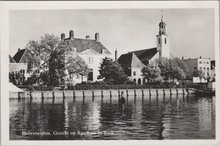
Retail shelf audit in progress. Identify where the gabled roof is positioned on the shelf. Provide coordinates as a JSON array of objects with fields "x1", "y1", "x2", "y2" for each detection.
[
  {"x1": 129, "y1": 47, "x2": 158, "y2": 65},
  {"x1": 117, "y1": 53, "x2": 145, "y2": 68},
  {"x1": 13, "y1": 49, "x2": 26, "y2": 63},
  {"x1": 118, "y1": 47, "x2": 158, "y2": 68},
  {"x1": 64, "y1": 38, "x2": 111, "y2": 54},
  {"x1": 9, "y1": 55, "x2": 16, "y2": 63}
]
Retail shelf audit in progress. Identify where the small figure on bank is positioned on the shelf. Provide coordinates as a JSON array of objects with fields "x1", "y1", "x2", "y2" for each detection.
[{"x1": 119, "y1": 91, "x2": 126, "y2": 105}]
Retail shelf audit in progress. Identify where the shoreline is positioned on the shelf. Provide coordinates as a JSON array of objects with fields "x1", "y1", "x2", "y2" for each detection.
[{"x1": 9, "y1": 88, "x2": 192, "y2": 99}]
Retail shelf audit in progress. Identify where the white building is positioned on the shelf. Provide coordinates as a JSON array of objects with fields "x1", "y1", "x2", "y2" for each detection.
[{"x1": 60, "y1": 30, "x2": 113, "y2": 85}]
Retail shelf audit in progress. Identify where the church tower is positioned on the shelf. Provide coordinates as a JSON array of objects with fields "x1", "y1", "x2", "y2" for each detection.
[{"x1": 156, "y1": 12, "x2": 170, "y2": 58}]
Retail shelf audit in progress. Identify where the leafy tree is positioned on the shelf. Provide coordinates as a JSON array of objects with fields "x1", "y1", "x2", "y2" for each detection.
[
  {"x1": 66, "y1": 55, "x2": 89, "y2": 82},
  {"x1": 49, "y1": 40, "x2": 89, "y2": 86},
  {"x1": 49, "y1": 42, "x2": 66, "y2": 86},
  {"x1": 98, "y1": 57, "x2": 128, "y2": 84},
  {"x1": 192, "y1": 69, "x2": 205, "y2": 79},
  {"x1": 9, "y1": 71, "x2": 24, "y2": 85},
  {"x1": 155, "y1": 57, "x2": 187, "y2": 81},
  {"x1": 142, "y1": 65, "x2": 163, "y2": 83},
  {"x1": 24, "y1": 34, "x2": 60, "y2": 72}
]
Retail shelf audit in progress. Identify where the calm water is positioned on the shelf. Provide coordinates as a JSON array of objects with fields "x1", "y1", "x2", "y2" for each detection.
[{"x1": 10, "y1": 95, "x2": 215, "y2": 140}]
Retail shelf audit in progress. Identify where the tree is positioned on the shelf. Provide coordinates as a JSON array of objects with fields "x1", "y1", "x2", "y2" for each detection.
[
  {"x1": 142, "y1": 65, "x2": 163, "y2": 83},
  {"x1": 66, "y1": 55, "x2": 89, "y2": 82},
  {"x1": 49, "y1": 42, "x2": 67, "y2": 86},
  {"x1": 192, "y1": 69, "x2": 205, "y2": 79},
  {"x1": 155, "y1": 57, "x2": 188, "y2": 81},
  {"x1": 24, "y1": 34, "x2": 60, "y2": 72},
  {"x1": 49, "y1": 40, "x2": 89, "y2": 86},
  {"x1": 98, "y1": 57, "x2": 128, "y2": 84}
]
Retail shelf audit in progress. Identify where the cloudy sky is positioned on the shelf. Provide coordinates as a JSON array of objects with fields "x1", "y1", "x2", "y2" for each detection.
[{"x1": 10, "y1": 8, "x2": 215, "y2": 59}]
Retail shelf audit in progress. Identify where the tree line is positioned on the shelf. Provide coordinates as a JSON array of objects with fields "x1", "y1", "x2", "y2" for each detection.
[{"x1": 9, "y1": 33, "x2": 208, "y2": 87}]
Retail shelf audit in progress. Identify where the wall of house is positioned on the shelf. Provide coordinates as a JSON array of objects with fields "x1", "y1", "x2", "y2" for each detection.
[
  {"x1": 79, "y1": 53, "x2": 113, "y2": 82},
  {"x1": 131, "y1": 68, "x2": 145, "y2": 85},
  {"x1": 184, "y1": 58, "x2": 211, "y2": 77}
]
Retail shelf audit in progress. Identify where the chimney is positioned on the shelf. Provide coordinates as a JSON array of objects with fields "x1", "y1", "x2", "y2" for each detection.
[
  {"x1": 95, "y1": 33, "x2": 99, "y2": 42},
  {"x1": 200, "y1": 56, "x2": 202, "y2": 59},
  {"x1": 61, "y1": 33, "x2": 65, "y2": 40},
  {"x1": 18, "y1": 48, "x2": 21, "y2": 52},
  {"x1": 182, "y1": 56, "x2": 184, "y2": 60},
  {"x1": 69, "y1": 30, "x2": 74, "y2": 39},
  {"x1": 115, "y1": 49, "x2": 118, "y2": 61},
  {"x1": 85, "y1": 35, "x2": 90, "y2": 39}
]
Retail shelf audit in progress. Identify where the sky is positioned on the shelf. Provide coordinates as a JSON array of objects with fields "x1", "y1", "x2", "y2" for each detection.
[{"x1": 9, "y1": 9, "x2": 215, "y2": 59}]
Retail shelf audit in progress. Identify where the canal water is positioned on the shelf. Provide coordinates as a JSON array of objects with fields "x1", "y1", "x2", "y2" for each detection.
[{"x1": 10, "y1": 95, "x2": 215, "y2": 140}]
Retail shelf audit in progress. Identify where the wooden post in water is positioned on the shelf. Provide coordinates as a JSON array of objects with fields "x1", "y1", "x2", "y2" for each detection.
[
  {"x1": 82, "y1": 91, "x2": 85, "y2": 100},
  {"x1": 149, "y1": 89, "x2": 151, "y2": 96},
  {"x1": 18, "y1": 92, "x2": 21, "y2": 100},
  {"x1": 126, "y1": 89, "x2": 129, "y2": 97},
  {"x1": 73, "y1": 90, "x2": 76, "y2": 99},
  {"x1": 118, "y1": 90, "x2": 120, "y2": 100},
  {"x1": 30, "y1": 91, "x2": 33, "y2": 100},
  {"x1": 101, "y1": 90, "x2": 104, "y2": 98},
  {"x1": 52, "y1": 91, "x2": 55, "y2": 100},
  {"x1": 176, "y1": 88, "x2": 178, "y2": 96},
  {"x1": 141, "y1": 89, "x2": 144, "y2": 97},
  {"x1": 156, "y1": 89, "x2": 158, "y2": 96},
  {"x1": 182, "y1": 88, "x2": 185, "y2": 96},
  {"x1": 109, "y1": 90, "x2": 112, "y2": 102},
  {"x1": 170, "y1": 88, "x2": 172, "y2": 96},
  {"x1": 41, "y1": 92, "x2": 44, "y2": 100},
  {"x1": 163, "y1": 89, "x2": 165, "y2": 96},
  {"x1": 134, "y1": 89, "x2": 137, "y2": 97},
  {"x1": 92, "y1": 90, "x2": 95, "y2": 101},
  {"x1": 63, "y1": 91, "x2": 65, "y2": 100}
]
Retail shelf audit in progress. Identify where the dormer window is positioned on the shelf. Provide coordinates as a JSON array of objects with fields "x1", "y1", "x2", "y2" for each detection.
[{"x1": 102, "y1": 49, "x2": 107, "y2": 54}]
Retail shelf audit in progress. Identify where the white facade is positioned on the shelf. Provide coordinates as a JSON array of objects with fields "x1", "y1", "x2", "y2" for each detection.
[
  {"x1": 79, "y1": 49, "x2": 113, "y2": 82},
  {"x1": 156, "y1": 18, "x2": 170, "y2": 59},
  {"x1": 156, "y1": 34, "x2": 170, "y2": 58},
  {"x1": 131, "y1": 68, "x2": 145, "y2": 85},
  {"x1": 65, "y1": 49, "x2": 113, "y2": 85}
]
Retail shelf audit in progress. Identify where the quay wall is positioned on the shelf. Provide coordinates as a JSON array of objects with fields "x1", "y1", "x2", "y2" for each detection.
[{"x1": 9, "y1": 88, "x2": 192, "y2": 99}]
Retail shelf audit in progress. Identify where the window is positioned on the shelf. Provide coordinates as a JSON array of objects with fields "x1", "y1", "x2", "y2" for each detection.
[
  {"x1": 207, "y1": 67, "x2": 209, "y2": 70},
  {"x1": 88, "y1": 57, "x2": 93, "y2": 64},
  {"x1": 133, "y1": 78, "x2": 136, "y2": 83},
  {"x1": 194, "y1": 67, "x2": 197, "y2": 70},
  {"x1": 165, "y1": 38, "x2": 167, "y2": 44},
  {"x1": 133, "y1": 71, "x2": 136, "y2": 76},
  {"x1": 200, "y1": 67, "x2": 202, "y2": 70},
  {"x1": 204, "y1": 67, "x2": 206, "y2": 70},
  {"x1": 158, "y1": 38, "x2": 160, "y2": 45},
  {"x1": 207, "y1": 62, "x2": 209, "y2": 64},
  {"x1": 199, "y1": 61, "x2": 202, "y2": 64}
]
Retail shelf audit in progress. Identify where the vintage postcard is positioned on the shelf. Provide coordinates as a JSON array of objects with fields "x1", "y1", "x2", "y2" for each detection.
[{"x1": 0, "y1": 1, "x2": 219, "y2": 146}]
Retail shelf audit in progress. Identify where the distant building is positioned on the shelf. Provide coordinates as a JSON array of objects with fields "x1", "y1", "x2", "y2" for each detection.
[
  {"x1": 118, "y1": 16, "x2": 170, "y2": 84},
  {"x1": 183, "y1": 57, "x2": 211, "y2": 78},
  {"x1": 58, "y1": 30, "x2": 112, "y2": 85}
]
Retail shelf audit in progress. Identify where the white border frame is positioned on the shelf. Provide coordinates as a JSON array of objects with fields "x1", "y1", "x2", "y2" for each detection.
[{"x1": 1, "y1": 1, "x2": 219, "y2": 146}]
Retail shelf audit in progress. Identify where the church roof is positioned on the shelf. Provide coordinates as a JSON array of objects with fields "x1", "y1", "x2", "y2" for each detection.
[
  {"x1": 118, "y1": 52, "x2": 146, "y2": 68},
  {"x1": 129, "y1": 47, "x2": 158, "y2": 65},
  {"x1": 64, "y1": 38, "x2": 111, "y2": 54},
  {"x1": 9, "y1": 55, "x2": 16, "y2": 63},
  {"x1": 13, "y1": 49, "x2": 26, "y2": 63}
]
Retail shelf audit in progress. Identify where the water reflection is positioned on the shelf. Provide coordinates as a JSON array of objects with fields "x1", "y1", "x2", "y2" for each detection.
[{"x1": 10, "y1": 95, "x2": 215, "y2": 140}]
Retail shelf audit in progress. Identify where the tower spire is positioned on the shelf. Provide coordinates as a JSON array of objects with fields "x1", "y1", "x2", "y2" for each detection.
[{"x1": 161, "y1": 9, "x2": 163, "y2": 20}]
